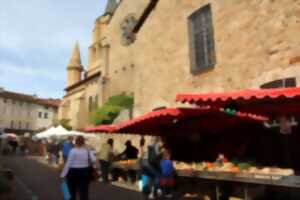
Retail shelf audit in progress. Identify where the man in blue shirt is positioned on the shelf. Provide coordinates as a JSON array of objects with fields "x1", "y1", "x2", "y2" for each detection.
[{"x1": 62, "y1": 137, "x2": 73, "y2": 162}]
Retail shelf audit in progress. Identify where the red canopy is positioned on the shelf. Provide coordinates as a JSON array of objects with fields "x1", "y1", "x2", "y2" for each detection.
[
  {"x1": 85, "y1": 107, "x2": 268, "y2": 135},
  {"x1": 85, "y1": 124, "x2": 117, "y2": 133},
  {"x1": 176, "y1": 87, "x2": 300, "y2": 105},
  {"x1": 176, "y1": 87, "x2": 300, "y2": 117}
]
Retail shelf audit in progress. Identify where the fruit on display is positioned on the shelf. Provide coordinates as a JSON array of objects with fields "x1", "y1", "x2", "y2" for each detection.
[
  {"x1": 173, "y1": 154, "x2": 294, "y2": 176},
  {"x1": 237, "y1": 163, "x2": 252, "y2": 171},
  {"x1": 113, "y1": 156, "x2": 295, "y2": 177},
  {"x1": 114, "y1": 159, "x2": 139, "y2": 167}
]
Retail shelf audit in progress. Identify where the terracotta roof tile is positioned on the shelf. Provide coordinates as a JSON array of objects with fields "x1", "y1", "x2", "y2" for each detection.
[{"x1": 0, "y1": 90, "x2": 61, "y2": 108}]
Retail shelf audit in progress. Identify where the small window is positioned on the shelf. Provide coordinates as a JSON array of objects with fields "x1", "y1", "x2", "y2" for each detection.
[
  {"x1": 260, "y1": 77, "x2": 296, "y2": 89},
  {"x1": 88, "y1": 96, "x2": 93, "y2": 112},
  {"x1": 188, "y1": 4, "x2": 216, "y2": 74},
  {"x1": 44, "y1": 112, "x2": 48, "y2": 119},
  {"x1": 38, "y1": 112, "x2": 42, "y2": 118},
  {"x1": 10, "y1": 121, "x2": 14, "y2": 128}
]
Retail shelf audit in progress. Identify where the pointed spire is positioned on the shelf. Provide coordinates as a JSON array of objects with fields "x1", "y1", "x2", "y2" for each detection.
[
  {"x1": 105, "y1": 0, "x2": 119, "y2": 15},
  {"x1": 68, "y1": 41, "x2": 83, "y2": 69}
]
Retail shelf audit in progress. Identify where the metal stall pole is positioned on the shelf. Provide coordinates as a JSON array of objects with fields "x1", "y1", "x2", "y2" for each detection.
[
  {"x1": 215, "y1": 183, "x2": 220, "y2": 200},
  {"x1": 244, "y1": 184, "x2": 249, "y2": 200}
]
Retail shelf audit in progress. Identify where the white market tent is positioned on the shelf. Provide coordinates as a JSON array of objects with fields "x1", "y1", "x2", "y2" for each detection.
[
  {"x1": 34, "y1": 127, "x2": 57, "y2": 139},
  {"x1": 34, "y1": 126, "x2": 84, "y2": 139}
]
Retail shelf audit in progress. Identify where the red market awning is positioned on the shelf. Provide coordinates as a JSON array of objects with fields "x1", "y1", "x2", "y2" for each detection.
[
  {"x1": 85, "y1": 124, "x2": 117, "y2": 133},
  {"x1": 85, "y1": 107, "x2": 268, "y2": 135},
  {"x1": 176, "y1": 87, "x2": 300, "y2": 105},
  {"x1": 176, "y1": 87, "x2": 300, "y2": 117}
]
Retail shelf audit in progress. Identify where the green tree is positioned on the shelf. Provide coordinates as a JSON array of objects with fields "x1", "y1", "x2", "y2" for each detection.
[
  {"x1": 90, "y1": 93, "x2": 134, "y2": 125},
  {"x1": 58, "y1": 119, "x2": 72, "y2": 130}
]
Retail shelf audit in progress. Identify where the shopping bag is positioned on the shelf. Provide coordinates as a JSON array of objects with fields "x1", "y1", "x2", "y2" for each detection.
[
  {"x1": 139, "y1": 174, "x2": 150, "y2": 193},
  {"x1": 61, "y1": 181, "x2": 71, "y2": 200}
]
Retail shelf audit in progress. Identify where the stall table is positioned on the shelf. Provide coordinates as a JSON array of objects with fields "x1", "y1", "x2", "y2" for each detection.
[{"x1": 110, "y1": 161, "x2": 300, "y2": 199}]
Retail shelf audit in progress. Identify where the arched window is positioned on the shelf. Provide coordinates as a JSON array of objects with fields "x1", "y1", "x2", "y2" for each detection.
[{"x1": 260, "y1": 77, "x2": 296, "y2": 89}]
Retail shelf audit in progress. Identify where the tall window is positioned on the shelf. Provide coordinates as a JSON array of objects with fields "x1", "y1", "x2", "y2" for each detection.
[
  {"x1": 95, "y1": 95, "x2": 99, "y2": 110},
  {"x1": 26, "y1": 122, "x2": 30, "y2": 130},
  {"x1": 10, "y1": 121, "x2": 14, "y2": 128},
  {"x1": 260, "y1": 77, "x2": 296, "y2": 89},
  {"x1": 188, "y1": 4, "x2": 216, "y2": 74},
  {"x1": 19, "y1": 121, "x2": 22, "y2": 129},
  {"x1": 88, "y1": 96, "x2": 93, "y2": 112},
  {"x1": 44, "y1": 112, "x2": 48, "y2": 119},
  {"x1": 38, "y1": 112, "x2": 42, "y2": 118}
]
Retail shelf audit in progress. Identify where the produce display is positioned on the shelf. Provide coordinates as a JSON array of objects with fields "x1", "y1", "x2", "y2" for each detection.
[
  {"x1": 112, "y1": 159, "x2": 139, "y2": 170},
  {"x1": 112, "y1": 154, "x2": 295, "y2": 178},
  {"x1": 174, "y1": 154, "x2": 294, "y2": 177}
]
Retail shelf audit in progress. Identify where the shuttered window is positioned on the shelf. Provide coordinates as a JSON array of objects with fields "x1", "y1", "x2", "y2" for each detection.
[
  {"x1": 88, "y1": 96, "x2": 93, "y2": 112},
  {"x1": 188, "y1": 4, "x2": 216, "y2": 74},
  {"x1": 95, "y1": 95, "x2": 99, "y2": 110}
]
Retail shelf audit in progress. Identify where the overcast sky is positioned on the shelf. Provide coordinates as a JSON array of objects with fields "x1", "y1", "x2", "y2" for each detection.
[{"x1": 0, "y1": 0, "x2": 107, "y2": 99}]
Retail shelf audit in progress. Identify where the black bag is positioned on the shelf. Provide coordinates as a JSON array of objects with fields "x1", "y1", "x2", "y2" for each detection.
[
  {"x1": 148, "y1": 145, "x2": 160, "y2": 166},
  {"x1": 87, "y1": 150, "x2": 100, "y2": 182}
]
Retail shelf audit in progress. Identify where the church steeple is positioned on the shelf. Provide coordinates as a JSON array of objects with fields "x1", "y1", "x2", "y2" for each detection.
[
  {"x1": 104, "y1": 0, "x2": 119, "y2": 15},
  {"x1": 67, "y1": 41, "x2": 83, "y2": 87},
  {"x1": 68, "y1": 41, "x2": 83, "y2": 69}
]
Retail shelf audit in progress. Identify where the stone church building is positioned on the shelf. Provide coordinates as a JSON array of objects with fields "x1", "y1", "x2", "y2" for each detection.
[{"x1": 59, "y1": 0, "x2": 300, "y2": 130}]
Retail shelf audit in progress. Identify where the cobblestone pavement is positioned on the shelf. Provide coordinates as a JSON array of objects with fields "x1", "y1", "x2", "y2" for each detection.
[{"x1": 1, "y1": 155, "x2": 143, "y2": 200}]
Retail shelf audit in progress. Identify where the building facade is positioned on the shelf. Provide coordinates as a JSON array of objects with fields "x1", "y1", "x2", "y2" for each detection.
[
  {"x1": 0, "y1": 87, "x2": 61, "y2": 134},
  {"x1": 59, "y1": 0, "x2": 300, "y2": 129}
]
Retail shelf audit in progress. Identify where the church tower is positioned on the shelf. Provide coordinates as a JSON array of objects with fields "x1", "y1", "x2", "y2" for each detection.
[{"x1": 67, "y1": 42, "x2": 83, "y2": 87}]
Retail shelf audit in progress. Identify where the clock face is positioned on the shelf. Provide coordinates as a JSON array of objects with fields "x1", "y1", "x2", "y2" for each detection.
[{"x1": 120, "y1": 14, "x2": 138, "y2": 46}]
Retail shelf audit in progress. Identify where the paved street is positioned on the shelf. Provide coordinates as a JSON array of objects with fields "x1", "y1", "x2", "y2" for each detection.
[{"x1": 1, "y1": 156, "x2": 143, "y2": 200}]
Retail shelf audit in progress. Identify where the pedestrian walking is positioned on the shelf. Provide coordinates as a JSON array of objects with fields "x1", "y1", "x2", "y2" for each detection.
[
  {"x1": 61, "y1": 136, "x2": 96, "y2": 200},
  {"x1": 140, "y1": 136, "x2": 163, "y2": 199},
  {"x1": 62, "y1": 137, "x2": 74, "y2": 162},
  {"x1": 97, "y1": 138, "x2": 114, "y2": 183}
]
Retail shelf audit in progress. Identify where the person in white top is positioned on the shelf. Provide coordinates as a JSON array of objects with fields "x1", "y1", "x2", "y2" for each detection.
[{"x1": 61, "y1": 136, "x2": 96, "y2": 200}]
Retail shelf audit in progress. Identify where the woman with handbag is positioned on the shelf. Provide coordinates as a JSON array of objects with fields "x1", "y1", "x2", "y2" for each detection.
[{"x1": 61, "y1": 136, "x2": 96, "y2": 200}]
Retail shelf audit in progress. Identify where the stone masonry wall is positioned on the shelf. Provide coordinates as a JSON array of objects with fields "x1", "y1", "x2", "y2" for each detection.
[{"x1": 101, "y1": 0, "x2": 300, "y2": 116}]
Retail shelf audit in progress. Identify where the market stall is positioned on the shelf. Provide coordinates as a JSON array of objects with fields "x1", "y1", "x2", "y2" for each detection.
[{"x1": 86, "y1": 87, "x2": 300, "y2": 199}]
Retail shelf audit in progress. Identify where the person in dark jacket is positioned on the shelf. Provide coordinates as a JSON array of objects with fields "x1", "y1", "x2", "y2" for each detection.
[
  {"x1": 119, "y1": 140, "x2": 139, "y2": 160},
  {"x1": 118, "y1": 140, "x2": 139, "y2": 183}
]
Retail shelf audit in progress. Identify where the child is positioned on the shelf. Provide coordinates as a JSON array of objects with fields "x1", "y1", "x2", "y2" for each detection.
[{"x1": 160, "y1": 149, "x2": 176, "y2": 198}]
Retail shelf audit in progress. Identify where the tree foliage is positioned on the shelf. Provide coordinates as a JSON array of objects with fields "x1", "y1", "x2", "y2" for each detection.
[
  {"x1": 58, "y1": 119, "x2": 72, "y2": 130},
  {"x1": 90, "y1": 94, "x2": 134, "y2": 125}
]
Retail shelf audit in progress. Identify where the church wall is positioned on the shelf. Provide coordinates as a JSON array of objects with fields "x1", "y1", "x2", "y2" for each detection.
[
  {"x1": 102, "y1": 0, "x2": 300, "y2": 116},
  {"x1": 60, "y1": 0, "x2": 300, "y2": 130}
]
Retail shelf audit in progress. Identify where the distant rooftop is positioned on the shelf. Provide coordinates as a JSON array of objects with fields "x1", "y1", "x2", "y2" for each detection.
[{"x1": 0, "y1": 88, "x2": 61, "y2": 108}]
